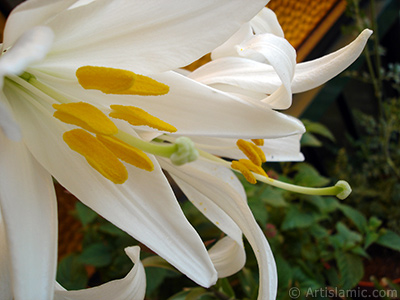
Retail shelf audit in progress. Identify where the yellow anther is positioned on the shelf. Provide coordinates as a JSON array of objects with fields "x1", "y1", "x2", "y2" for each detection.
[
  {"x1": 238, "y1": 159, "x2": 268, "y2": 177},
  {"x1": 109, "y1": 105, "x2": 177, "y2": 133},
  {"x1": 53, "y1": 102, "x2": 118, "y2": 135},
  {"x1": 97, "y1": 135, "x2": 154, "y2": 172},
  {"x1": 113, "y1": 74, "x2": 169, "y2": 96},
  {"x1": 76, "y1": 66, "x2": 136, "y2": 94},
  {"x1": 231, "y1": 160, "x2": 257, "y2": 184},
  {"x1": 236, "y1": 139, "x2": 266, "y2": 166},
  {"x1": 251, "y1": 139, "x2": 264, "y2": 146},
  {"x1": 63, "y1": 129, "x2": 128, "y2": 184}
]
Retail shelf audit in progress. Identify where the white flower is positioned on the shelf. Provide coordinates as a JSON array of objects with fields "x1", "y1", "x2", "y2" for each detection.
[{"x1": 0, "y1": 0, "x2": 309, "y2": 299}]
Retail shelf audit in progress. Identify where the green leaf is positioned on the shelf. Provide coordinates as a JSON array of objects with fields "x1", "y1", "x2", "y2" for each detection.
[
  {"x1": 98, "y1": 222, "x2": 127, "y2": 236},
  {"x1": 304, "y1": 196, "x2": 339, "y2": 213},
  {"x1": 75, "y1": 201, "x2": 98, "y2": 226},
  {"x1": 302, "y1": 119, "x2": 335, "y2": 141},
  {"x1": 376, "y1": 229, "x2": 400, "y2": 251},
  {"x1": 57, "y1": 254, "x2": 88, "y2": 290},
  {"x1": 331, "y1": 222, "x2": 362, "y2": 249},
  {"x1": 275, "y1": 256, "x2": 293, "y2": 290},
  {"x1": 301, "y1": 132, "x2": 322, "y2": 147},
  {"x1": 338, "y1": 204, "x2": 368, "y2": 233},
  {"x1": 145, "y1": 267, "x2": 175, "y2": 296},
  {"x1": 216, "y1": 278, "x2": 236, "y2": 298},
  {"x1": 281, "y1": 206, "x2": 321, "y2": 230},
  {"x1": 248, "y1": 197, "x2": 268, "y2": 226},
  {"x1": 185, "y1": 287, "x2": 210, "y2": 300},
  {"x1": 261, "y1": 187, "x2": 288, "y2": 207},
  {"x1": 335, "y1": 252, "x2": 364, "y2": 290},
  {"x1": 292, "y1": 163, "x2": 330, "y2": 187},
  {"x1": 78, "y1": 243, "x2": 112, "y2": 267},
  {"x1": 142, "y1": 255, "x2": 178, "y2": 272},
  {"x1": 167, "y1": 290, "x2": 190, "y2": 300}
]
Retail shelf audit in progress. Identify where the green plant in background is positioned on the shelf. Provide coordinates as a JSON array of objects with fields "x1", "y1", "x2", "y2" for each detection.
[{"x1": 333, "y1": 0, "x2": 400, "y2": 234}]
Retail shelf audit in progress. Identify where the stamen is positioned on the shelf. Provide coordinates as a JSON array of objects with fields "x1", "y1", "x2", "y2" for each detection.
[
  {"x1": 251, "y1": 139, "x2": 264, "y2": 146},
  {"x1": 238, "y1": 159, "x2": 268, "y2": 177},
  {"x1": 231, "y1": 160, "x2": 257, "y2": 184},
  {"x1": 63, "y1": 129, "x2": 128, "y2": 184},
  {"x1": 76, "y1": 66, "x2": 136, "y2": 94},
  {"x1": 76, "y1": 66, "x2": 169, "y2": 96},
  {"x1": 97, "y1": 135, "x2": 154, "y2": 171},
  {"x1": 109, "y1": 105, "x2": 177, "y2": 133},
  {"x1": 53, "y1": 102, "x2": 118, "y2": 135},
  {"x1": 236, "y1": 139, "x2": 266, "y2": 166},
  {"x1": 112, "y1": 74, "x2": 169, "y2": 96}
]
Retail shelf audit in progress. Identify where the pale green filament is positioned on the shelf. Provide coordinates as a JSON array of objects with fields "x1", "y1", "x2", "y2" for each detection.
[
  {"x1": 115, "y1": 131, "x2": 198, "y2": 165},
  {"x1": 198, "y1": 149, "x2": 352, "y2": 200}
]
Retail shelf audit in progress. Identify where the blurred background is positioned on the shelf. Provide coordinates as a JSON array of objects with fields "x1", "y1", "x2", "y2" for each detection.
[{"x1": 1, "y1": 0, "x2": 400, "y2": 299}]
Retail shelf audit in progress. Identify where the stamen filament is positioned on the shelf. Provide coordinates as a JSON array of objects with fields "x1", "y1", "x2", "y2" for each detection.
[
  {"x1": 198, "y1": 149, "x2": 351, "y2": 200},
  {"x1": 114, "y1": 130, "x2": 178, "y2": 158}
]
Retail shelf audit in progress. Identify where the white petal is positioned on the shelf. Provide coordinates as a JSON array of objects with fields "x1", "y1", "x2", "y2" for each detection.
[
  {"x1": 208, "y1": 236, "x2": 246, "y2": 278},
  {"x1": 5, "y1": 84, "x2": 217, "y2": 287},
  {"x1": 238, "y1": 33, "x2": 296, "y2": 109},
  {"x1": 188, "y1": 135, "x2": 304, "y2": 162},
  {"x1": 2, "y1": 0, "x2": 77, "y2": 49},
  {"x1": 250, "y1": 8, "x2": 284, "y2": 37},
  {"x1": 291, "y1": 29, "x2": 373, "y2": 93},
  {"x1": 0, "y1": 132, "x2": 57, "y2": 300},
  {"x1": 162, "y1": 159, "x2": 277, "y2": 300},
  {"x1": 0, "y1": 26, "x2": 54, "y2": 81},
  {"x1": 161, "y1": 159, "x2": 246, "y2": 277},
  {"x1": 0, "y1": 93, "x2": 21, "y2": 140},
  {"x1": 0, "y1": 212, "x2": 12, "y2": 300},
  {"x1": 34, "y1": 0, "x2": 269, "y2": 76},
  {"x1": 54, "y1": 246, "x2": 145, "y2": 300},
  {"x1": 33, "y1": 70, "x2": 305, "y2": 139}
]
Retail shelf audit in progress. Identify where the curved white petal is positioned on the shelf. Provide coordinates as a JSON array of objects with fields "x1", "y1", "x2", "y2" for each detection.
[
  {"x1": 191, "y1": 32, "x2": 297, "y2": 110},
  {"x1": 2, "y1": 0, "x2": 77, "y2": 49},
  {"x1": 188, "y1": 135, "x2": 304, "y2": 162},
  {"x1": 0, "y1": 212, "x2": 12, "y2": 300},
  {"x1": 161, "y1": 159, "x2": 246, "y2": 277},
  {"x1": 54, "y1": 246, "x2": 145, "y2": 300},
  {"x1": 4, "y1": 83, "x2": 217, "y2": 287},
  {"x1": 32, "y1": 70, "x2": 305, "y2": 139},
  {"x1": 30, "y1": 0, "x2": 269, "y2": 77},
  {"x1": 0, "y1": 26, "x2": 54, "y2": 84},
  {"x1": 250, "y1": 8, "x2": 284, "y2": 37},
  {"x1": 0, "y1": 132, "x2": 57, "y2": 300},
  {"x1": 162, "y1": 159, "x2": 277, "y2": 300},
  {"x1": 291, "y1": 29, "x2": 373, "y2": 93},
  {"x1": 237, "y1": 33, "x2": 296, "y2": 109}
]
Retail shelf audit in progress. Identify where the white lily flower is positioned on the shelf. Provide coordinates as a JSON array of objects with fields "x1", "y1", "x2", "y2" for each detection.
[
  {"x1": 189, "y1": 8, "x2": 373, "y2": 110},
  {"x1": 0, "y1": 0, "x2": 310, "y2": 299}
]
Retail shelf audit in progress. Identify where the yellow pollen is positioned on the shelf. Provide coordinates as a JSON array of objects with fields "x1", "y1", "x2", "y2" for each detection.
[
  {"x1": 76, "y1": 66, "x2": 136, "y2": 94},
  {"x1": 251, "y1": 139, "x2": 264, "y2": 146},
  {"x1": 236, "y1": 139, "x2": 266, "y2": 166},
  {"x1": 112, "y1": 74, "x2": 169, "y2": 96},
  {"x1": 109, "y1": 105, "x2": 177, "y2": 133},
  {"x1": 63, "y1": 129, "x2": 128, "y2": 184},
  {"x1": 53, "y1": 102, "x2": 118, "y2": 135},
  {"x1": 97, "y1": 135, "x2": 154, "y2": 172},
  {"x1": 231, "y1": 160, "x2": 257, "y2": 184}
]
